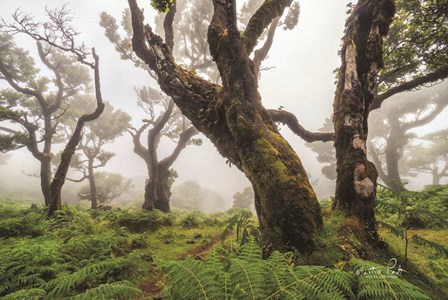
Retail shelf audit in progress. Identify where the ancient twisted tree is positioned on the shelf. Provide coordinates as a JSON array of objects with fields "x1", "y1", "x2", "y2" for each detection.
[
  {"x1": 332, "y1": 0, "x2": 395, "y2": 243},
  {"x1": 128, "y1": 0, "x2": 322, "y2": 253},
  {"x1": 0, "y1": 7, "x2": 105, "y2": 213},
  {"x1": 0, "y1": 30, "x2": 90, "y2": 206}
]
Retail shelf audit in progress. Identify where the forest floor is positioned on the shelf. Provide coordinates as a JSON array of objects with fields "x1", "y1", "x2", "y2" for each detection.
[{"x1": 0, "y1": 195, "x2": 447, "y2": 299}]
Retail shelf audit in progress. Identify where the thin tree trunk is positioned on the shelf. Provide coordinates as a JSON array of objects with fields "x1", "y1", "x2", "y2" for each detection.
[
  {"x1": 88, "y1": 159, "x2": 98, "y2": 209},
  {"x1": 333, "y1": 0, "x2": 395, "y2": 244},
  {"x1": 39, "y1": 157, "x2": 52, "y2": 206},
  {"x1": 49, "y1": 50, "x2": 105, "y2": 215}
]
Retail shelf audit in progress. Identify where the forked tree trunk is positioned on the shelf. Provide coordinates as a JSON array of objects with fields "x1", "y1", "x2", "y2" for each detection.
[
  {"x1": 128, "y1": 0, "x2": 323, "y2": 253},
  {"x1": 333, "y1": 0, "x2": 395, "y2": 244}
]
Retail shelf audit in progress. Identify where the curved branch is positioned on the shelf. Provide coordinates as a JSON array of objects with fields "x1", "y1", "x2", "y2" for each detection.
[
  {"x1": 49, "y1": 48, "x2": 105, "y2": 213},
  {"x1": 163, "y1": 0, "x2": 176, "y2": 52},
  {"x1": 371, "y1": 65, "x2": 448, "y2": 111},
  {"x1": 253, "y1": 16, "x2": 280, "y2": 76},
  {"x1": 160, "y1": 126, "x2": 199, "y2": 168},
  {"x1": 402, "y1": 101, "x2": 447, "y2": 131},
  {"x1": 267, "y1": 109, "x2": 333, "y2": 142},
  {"x1": 36, "y1": 41, "x2": 65, "y2": 114},
  {"x1": 128, "y1": 0, "x2": 219, "y2": 134},
  {"x1": 243, "y1": 0, "x2": 293, "y2": 55},
  {"x1": 0, "y1": 57, "x2": 46, "y2": 106}
]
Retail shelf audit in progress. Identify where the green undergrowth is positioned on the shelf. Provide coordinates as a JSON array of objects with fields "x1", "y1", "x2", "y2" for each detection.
[
  {"x1": 0, "y1": 201, "x2": 228, "y2": 299},
  {"x1": 0, "y1": 193, "x2": 447, "y2": 299}
]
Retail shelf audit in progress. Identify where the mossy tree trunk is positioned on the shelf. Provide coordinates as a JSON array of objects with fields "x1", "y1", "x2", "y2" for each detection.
[
  {"x1": 333, "y1": 0, "x2": 395, "y2": 243},
  {"x1": 128, "y1": 0, "x2": 322, "y2": 253}
]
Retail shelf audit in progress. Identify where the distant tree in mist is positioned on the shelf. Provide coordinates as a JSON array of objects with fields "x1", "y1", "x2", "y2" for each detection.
[
  {"x1": 405, "y1": 129, "x2": 448, "y2": 185},
  {"x1": 170, "y1": 180, "x2": 226, "y2": 212},
  {"x1": 100, "y1": 8, "x2": 210, "y2": 213},
  {"x1": 369, "y1": 83, "x2": 448, "y2": 192},
  {"x1": 78, "y1": 172, "x2": 132, "y2": 207},
  {"x1": 0, "y1": 153, "x2": 11, "y2": 165},
  {"x1": 53, "y1": 97, "x2": 131, "y2": 209},
  {"x1": 304, "y1": 118, "x2": 336, "y2": 180},
  {"x1": 0, "y1": 7, "x2": 105, "y2": 213},
  {"x1": 232, "y1": 186, "x2": 254, "y2": 210}
]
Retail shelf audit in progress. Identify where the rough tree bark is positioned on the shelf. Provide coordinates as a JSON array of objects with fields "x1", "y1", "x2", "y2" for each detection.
[
  {"x1": 333, "y1": 0, "x2": 395, "y2": 243},
  {"x1": 49, "y1": 49, "x2": 105, "y2": 214},
  {"x1": 128, "y1": 0, "x2": 322, "y2": 253}
]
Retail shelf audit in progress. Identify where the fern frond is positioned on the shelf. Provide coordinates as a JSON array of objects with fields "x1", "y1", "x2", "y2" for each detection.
[
  {"x1": 376, "y1": 200, "x2": 401, "y2": 214},
  {"x1": 350, "y1": 258, "x2": 431, "y2": 300},
  {"x1": 429, "y1": 261, "x2": 448, "y2": 287},
  {"x1": 0, "y1": 288, "x2": 46, "y2": 300},
  {"x1": 163, "y1": 257, "x2": 214, "y2": 299},
  {"x1": 70, "y1": 280, "x2": 142, "y2": 300},
  {"x1": 378, "y1": 221, "x2": 404, "y2": 239},
  {"x1": 411, "y1": 235, "x2": 448, "y2": 257}
]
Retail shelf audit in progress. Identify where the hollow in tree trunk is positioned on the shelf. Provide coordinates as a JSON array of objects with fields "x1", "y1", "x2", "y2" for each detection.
[{"x1": 333, "y1": 0, "x2": 395, "y2": 244}]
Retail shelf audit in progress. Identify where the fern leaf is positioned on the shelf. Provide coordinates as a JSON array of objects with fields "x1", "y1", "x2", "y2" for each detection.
[
  {"x1": 411, "y1": 235, "x2": 448, "y2": 257},
  {"x1": 350, "y1": 258, "x2": 431, "y2": 300},
  {"x1": 378, "y1": 221, "x2": 404, "y2": 239},
  {"x1": 70, "y1": 281, "x2": 142, "y2": 300},
  {"x1": 0, "y1": 288, "x2": 46, "y2": 300}
]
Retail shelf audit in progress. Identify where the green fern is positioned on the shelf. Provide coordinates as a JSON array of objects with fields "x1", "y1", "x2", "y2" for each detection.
[
  {"x1": 411, "y1": 235, "x2": 448, "y2": 257},
  {"x1": 162, "y1": 239, "x2": 355, "y2": 300},
  {"x1": 429, "y1": 261, "x2": 448, "y2": 287},
  {"x1": 70, "y1": 281, "x2": 143, "y2": 300},
  {"x1": 0, "y1": 288, "x2": 46, "y2": 300},
  {"x1": 350, "y1": 259, "x2": 430, "y2": 300},
  {"x1": 162, "y1": 239, "x2": 432, "y2": 299}
]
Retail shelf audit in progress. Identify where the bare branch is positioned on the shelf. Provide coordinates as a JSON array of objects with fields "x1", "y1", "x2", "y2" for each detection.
[{"x1": 267, "y1": 109, "x2": 333, "y2": 142}]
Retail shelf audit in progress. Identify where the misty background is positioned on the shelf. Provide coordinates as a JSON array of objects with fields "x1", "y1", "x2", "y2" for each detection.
[{"x1": 0, "y1": 0, "x2": 446, "y2": 210}]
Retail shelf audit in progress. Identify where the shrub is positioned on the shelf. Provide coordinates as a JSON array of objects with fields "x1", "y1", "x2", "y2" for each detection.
[
  {"x1": 108, "y1": 209, "x2": 173, "y2": 232},
  {"x1": 0, "y1": 210, "x2": 46, "y2": 238}
]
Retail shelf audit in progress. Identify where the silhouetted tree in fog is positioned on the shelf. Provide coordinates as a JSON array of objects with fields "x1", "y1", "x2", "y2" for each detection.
[
  {"x1": 78, "y1": 172, "x2": 132, "y2": 207},
  {"x1": 54, "y1": 97, "x2": 131, "y2": 209},
  {"x1": 369, "y1": 83, "x2": 448, "y2": 192},
  {"x1": 406, "y1": 129, "x2": 448, "y2": 185},
  {"x1": 0, "y1": 7, "x2": 105, "y2": 213}
]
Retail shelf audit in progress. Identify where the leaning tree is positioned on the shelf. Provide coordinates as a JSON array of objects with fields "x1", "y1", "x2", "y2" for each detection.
[
  {"x1": 124, "y1": 0, "x2": 399, "y2": 252},
  {"x1": 0, "y1": 7, "x2": 105, "y2": 213},
  {"x1": 0, "y1": 29, "x2": 91, "y2": 206},
  {"x1": 54, "y1": 97, "x2": 131, "y2": 209}
]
